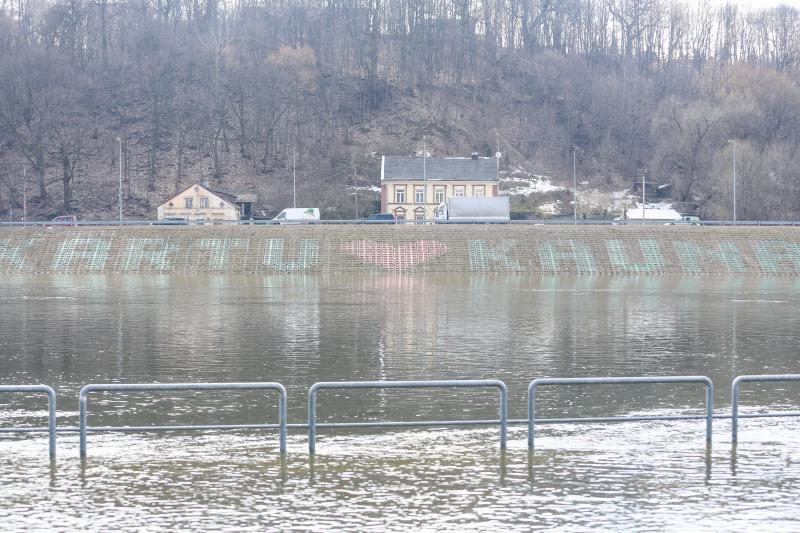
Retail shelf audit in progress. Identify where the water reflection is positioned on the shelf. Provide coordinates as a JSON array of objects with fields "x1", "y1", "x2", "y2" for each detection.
[{"x1": 2, "y1": 274, "x2": 800, "y2": 529}]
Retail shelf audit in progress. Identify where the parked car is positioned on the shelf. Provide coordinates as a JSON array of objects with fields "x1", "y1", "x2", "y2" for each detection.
[
  {"x1": 364, "y1": 213, "x2": 396, "y2": 223},
  {"x1": 666, "y1": 215, "x2": 701, "y2": 226},
  {"x1": 46, "y1": 215, "x2": 77, "y2": 227},
  {"x1": 151, "y1": 217, "x2": 188, "y2": 225}
]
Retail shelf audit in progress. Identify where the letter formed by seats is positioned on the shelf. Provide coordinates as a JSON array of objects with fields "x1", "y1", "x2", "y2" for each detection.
[
  {"x1": 468, "y1": 240, "x2": 522, "y2": 272},
  {"x1": 51, "y1": 236, "x2": 111, "y2": 272},
  {"x1": 263, "y1": 238, "x2": 319, "y2": 271},
  {"x1": 674, "y1": 241, "x2": 745, "y2": 274},
  {"x1": 119, "y1": 238, "x2": 177, "y2": 272},
  {"x1": 754, "y1": 240, "x2": 800, "y2": 274},
  {"x1": 539, "y1": 240, "x2": 596, "y2": 274}
]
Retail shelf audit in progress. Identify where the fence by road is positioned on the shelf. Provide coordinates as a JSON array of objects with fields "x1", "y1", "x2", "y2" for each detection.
[{"x1": 2, "y1": 219, "x2": 800, "y2": 227}]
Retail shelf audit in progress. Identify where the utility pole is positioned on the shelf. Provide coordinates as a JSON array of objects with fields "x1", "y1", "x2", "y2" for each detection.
[
  {"x1": 353, "y1": 165, "x2": 358, "y2": 219},
  {"x1": 728, "y1": 139, "x2": 736, "y2": 223},
  {"x1": 495, "y1": 131, "x2": 501, "y2": 185},
  {"x1": 642, "y1": 171, "x2": 646, "y2": 225},
  {"x1": 573, "y1": 148, "x2": 578, "y2": 225},
  {"x1": 733, "y1": 142, "x2": 736, "y2": 223},
  {"x1": 422, "y1": 134, "x2": 426, "y2": 182},
  {"x1": 292, "y1": 145, "x2": 296, "y2": 208},
  {"x1": 116, "y1": 138, "x2": 123, "y2": 224},
  {"x1": 22, "y1": 165, "x2": 27, "y2": 223}
]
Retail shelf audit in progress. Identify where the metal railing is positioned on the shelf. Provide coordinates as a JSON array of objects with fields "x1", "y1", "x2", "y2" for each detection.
[
  {"x1": 731, "y1": 374, "x2": 800, "y2": 443},
  {"x1": 3, "y1": 375, "x2": 800, "y2": 458},
  {"x1": 0, "y1": 385, "x2": 56, "y2": 459},
  {"x1": 527, "y1": 376, "x2": 714, "y2": 449},
  {"x1": 78, "y1": 382, "x2": 287, "y2": 458},
  {"x1": 307, "y1": 380, "x2": 508, "y2": 453}
]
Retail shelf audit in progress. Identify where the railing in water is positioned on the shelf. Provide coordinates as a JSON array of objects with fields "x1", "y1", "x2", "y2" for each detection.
[
  {"x1": 731, "y1": 374, "x2": 800, "y2": 443},
  {"x1": 527, "y1": 376, "x2": 714, "y2": 449},
  {"x1": 0, "y1": 385, "x2": 56, "y2": 459},
  {"x1": 78, "y1": 382, "x2": 287, "y2": 458},
  {"x1": 307, "y1": 380, "x2": 508, "y2": 453},
  {"x1": 0, "y1": 375, "x2": 798, "y2": 459}
]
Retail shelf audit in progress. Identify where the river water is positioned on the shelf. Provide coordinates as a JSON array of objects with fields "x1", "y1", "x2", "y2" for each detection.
[{"x1": 1, "y1": 274, "x2": 799, "y2": 531}]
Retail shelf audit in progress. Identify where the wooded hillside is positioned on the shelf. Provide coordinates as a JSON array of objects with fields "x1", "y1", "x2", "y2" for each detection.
[{"x1": 1, "y1": 0, "x2": 800, "y2": 220}]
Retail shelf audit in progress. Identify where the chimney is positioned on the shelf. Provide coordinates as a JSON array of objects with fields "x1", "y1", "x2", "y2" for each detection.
[{"x1": 471, "y1": 152, "x2": 479, "y2": 160}]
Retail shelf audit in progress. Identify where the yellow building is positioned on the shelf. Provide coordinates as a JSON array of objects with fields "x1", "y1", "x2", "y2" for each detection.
[
  {"x1": 381, "y1": 154, "x2": 500, "y2": 221},
  {"x1": 156, "y1": 183, "x2": 241, "y2": 222}
]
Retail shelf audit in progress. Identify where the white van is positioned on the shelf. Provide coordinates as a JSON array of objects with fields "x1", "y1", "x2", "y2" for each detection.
[{"x1": 273, "y1": 207, "x2": 320, "y2": 223}]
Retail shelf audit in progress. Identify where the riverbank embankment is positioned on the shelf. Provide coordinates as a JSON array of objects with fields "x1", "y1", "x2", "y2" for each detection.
[{"x1": 1, "y1": 225, "x2": 799, "y2": 274}]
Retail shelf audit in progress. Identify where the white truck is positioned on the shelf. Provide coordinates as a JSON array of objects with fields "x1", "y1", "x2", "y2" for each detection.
[
  {"x1": 273, "y1": 207, "x2": 320, "y2": 223},
  {"x1": 434, "y1": 197, "x2": 510, "y2": 223}
]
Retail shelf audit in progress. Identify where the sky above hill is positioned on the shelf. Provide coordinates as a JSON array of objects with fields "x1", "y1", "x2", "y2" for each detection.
[{"x1": 711, "y1": 0, "x2": 800, "y2": 7}]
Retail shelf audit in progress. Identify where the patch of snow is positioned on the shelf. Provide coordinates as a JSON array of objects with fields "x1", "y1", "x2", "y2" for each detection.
[
  {"x1": 347, "y1": 185, "x2": 381, "y2": 193},
  {"x1": 538, "y1": 201, "x2": 561, "y2": 215},
  {"x1": 500, "y1": 166, "x2": 565, "y2": 196},
  {"x1": 498, "y1": 165, "x2": 682, "y2": 219},
  {"x1": 576, "y1": 188, "x2": 631, "y2": 213}
]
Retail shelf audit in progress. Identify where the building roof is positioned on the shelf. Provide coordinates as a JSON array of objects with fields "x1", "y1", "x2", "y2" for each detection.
[
  {"x1": 205, "y1": 186, "x2": 238, "y2": 205},
  {"x1": 382, "y1": 156, "x2": 498, "y2": 182},
  {"x1": 157, "y1": 183, "x2": 239, "y2": 209},
  {"x1": 235, "y1": 193, "x2": 257, "y2": 203}
]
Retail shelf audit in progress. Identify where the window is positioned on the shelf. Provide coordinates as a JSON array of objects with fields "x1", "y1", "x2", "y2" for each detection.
[
  {"x1": 393, "y1": 208, "x2": 406, "y2": 221},
  {"x1": 434, "y1": 186, "x2": 445, "y2": 204},
  {"x1": 394, "y1": 186, "x2": 406, "y2": 203},
  {"x1": 415, "y1": 186, "x2": 425, "y2": 204},
  {"x1": 184, "y1": 198, "x2": 193, "y2": 209},
  {"x1": 453, "y1": 186, "x2": 465, "y2": 197},
  {"x1": 473, "y1": 185, "x2": 485, "y2": 197},
  {"x1": 414, "y1": 208, "x2": 425, "y2": 221},
  {"x1": 199, "y1": 197, "x2": 209, "y2": 208}
]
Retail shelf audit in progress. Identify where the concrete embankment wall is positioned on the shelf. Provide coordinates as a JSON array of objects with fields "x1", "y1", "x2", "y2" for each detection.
[{"x1": 1, "y1": 225, "x2": 799, "y2": 274}]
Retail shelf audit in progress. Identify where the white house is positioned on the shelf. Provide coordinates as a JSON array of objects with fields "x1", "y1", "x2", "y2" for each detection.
[{"x1": 156, "y1": 183, "x2": 240, "y2": 222}]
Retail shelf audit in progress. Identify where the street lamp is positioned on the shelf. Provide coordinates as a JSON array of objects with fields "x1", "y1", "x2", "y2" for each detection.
[
  {"x1": 22, "y1": 165, "x2": 26, "y2": 223},
  {"x1": 353, "y1": 166, "x2": 359, "y2": 219},
  {"x1": 731, "y1": 140, "x2": 737, "y2": 223},
  {"x1": 116, "y1": 137, "x2": 123, "y2": 224},
  {"x1": 641, "y1": 171, "x2": 646, "y2": 224},
  {"x1": 292, "y1": 145, "x2": 296, "y2": 208},
  {"x1": 572, "y1": 146, "x2": 579, "y2": 225}
]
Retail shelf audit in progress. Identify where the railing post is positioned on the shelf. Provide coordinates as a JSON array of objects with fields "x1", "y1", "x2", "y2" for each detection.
[
  {"x1": 499, "y1": 382, "x2": 508, "y2": 450},
  {"x1": 278, "y1": 385, "x2": 287, "y2": 454},
  {"x1": 0, "y1": 385, "x2": 57, "y2": 460},
  {"x1": 705, "y1": 378, "x2": 714, "y2": 443},
  {"x1": 732, "y1": 376, "x2": 741, "y2": 443},
  {"x1": 46, "y1": 386, "x2": 56, "y2": 460},
  {"x1": 527, "y1": 381, "x2": 537, "y2": 449},
  {"x1": 79, "y1": 385, "x2": 90, "y2": 459},
  {"x1": 308, "y1": 383, "x2": 319, "y2": 454}
]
